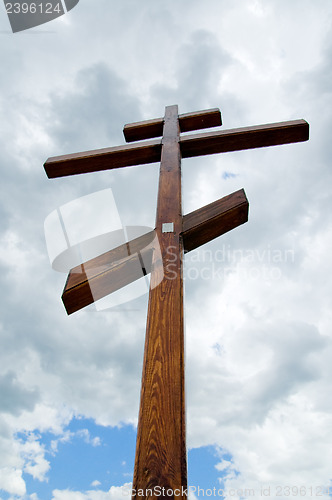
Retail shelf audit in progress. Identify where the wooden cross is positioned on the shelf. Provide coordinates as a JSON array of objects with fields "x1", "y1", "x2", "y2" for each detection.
[{"x1": 44, "y1": 105, "x2": 309, "y2": 499}]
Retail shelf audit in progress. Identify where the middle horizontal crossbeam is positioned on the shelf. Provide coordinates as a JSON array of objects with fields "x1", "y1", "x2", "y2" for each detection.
[
  {"x1": 44, "y1": 119, "x2": 309, "y2": 179},
  {"x1": 44, "y1": 139, "x2": 162, "y2": 178},
  {"x1": 180, "y1": 119, "x2": 309, "y2": 158}
]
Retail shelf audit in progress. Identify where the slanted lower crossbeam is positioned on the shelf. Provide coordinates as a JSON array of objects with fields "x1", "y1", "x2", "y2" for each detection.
[{"x1": 62, "y1": 189, "x2": 248, "y2": 315}]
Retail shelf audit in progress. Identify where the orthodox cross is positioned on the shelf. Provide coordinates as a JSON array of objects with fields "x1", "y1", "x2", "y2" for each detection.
[{"x1": 44, "y1": 105, "x2": 309, "y2": 499}]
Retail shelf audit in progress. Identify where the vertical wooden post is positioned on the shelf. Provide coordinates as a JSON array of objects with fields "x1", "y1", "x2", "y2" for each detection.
[{"x1": 132, "y1": 105, "x2": 187, "y2": 499}]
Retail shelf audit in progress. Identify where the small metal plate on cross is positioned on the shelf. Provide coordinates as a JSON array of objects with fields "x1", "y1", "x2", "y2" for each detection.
[{"x1": 162, "y1": 222, "x2": 174, "y2": 233}]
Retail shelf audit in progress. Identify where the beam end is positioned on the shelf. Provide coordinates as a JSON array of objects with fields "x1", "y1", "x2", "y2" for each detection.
[{"x1": 182, "y1": 189, "x2": 249, "y2": 253}]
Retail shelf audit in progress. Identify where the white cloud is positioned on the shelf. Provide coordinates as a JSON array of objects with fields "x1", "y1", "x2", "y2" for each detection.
[
  {"x1": 1, "y1": 0, "x2": 332, "y2": 498},
  {"x1": 52, "y1": 483, "x2": 132, "y2": 500},
  {"x1": 77, "y1": 429, "x2": 101, "y2": 447},
  {"x1": 0, "y1": 467, "x2": 26, "y2": 497},
  {"x1": 21, "y1": 433, "x2": 50, "y2": 482}
]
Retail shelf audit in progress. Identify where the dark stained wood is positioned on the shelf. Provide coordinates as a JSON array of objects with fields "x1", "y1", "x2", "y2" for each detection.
[
  {"x1": 62, "y1": 231, "x2": 155, "y2": 315},
  {"x1": 61, "y1": 190, "x2": 249, "y2": 315},
  {"x1": 180, "y1": 119, "x2": 309, "y2": 159},
  {"x1": 44, "y1": 118, "x2": 309, "y2": 179},
  {"x1": 179, "y1": 107, "x2": 222, "y2": 132},
  {"x1": 63, "y1": 252, "x2": 152, "y2": 315},
  {"x1": 123, "y1": 117, "x2": 164, "y2": 143},
  {"x1": 132, "y1": 105, "x2": 187, "y2": 499},
  {"x1": 44, "y1": 139, "x2": 162, "y2": 178},
  {"x1": 182, "y1": 189, "x2": 249, "y2": 253},
  {"x1": 123, "y1": 108, "x2": 222, "y2": 142}
]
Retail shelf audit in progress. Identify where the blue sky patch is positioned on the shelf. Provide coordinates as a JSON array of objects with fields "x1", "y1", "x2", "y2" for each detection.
[
  {"x1": 17, "y1": 418, "x2": 136, "y2": 498},
  {"x1": 222, "y1": 172, "x2": 238, "y2": 180},
  {"x1": 12, "y1": 421, "x2": 231, "y2": 499}
]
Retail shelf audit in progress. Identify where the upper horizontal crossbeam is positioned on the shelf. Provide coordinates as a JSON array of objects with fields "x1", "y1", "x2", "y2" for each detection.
[
  {"x1": 123, "y1": 108, "x2": 222, "y2": 142},
  {"x1": 44, "y1": 119, "x2": 309, "y2": 179}
]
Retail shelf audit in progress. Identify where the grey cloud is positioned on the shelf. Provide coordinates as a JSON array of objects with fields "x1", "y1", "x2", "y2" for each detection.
[
  {"x1": 151, "y1": 30, "x2": 242, "y2": 115},
  {"x1": 186, "y1": 291, "x2": 329, "y2": 435},
  {"x1": 46, "y1": 63, "x2": 141, "y2": 154},
  {"x1": 0, "y1": 57, "x2": 154, "y2": 431},
  {"x1": 0, "y1": 371, "x2": 39, "y2": 415},
  {"x1": 243, "y1": 322, "x2": 327, "y2": 421}
]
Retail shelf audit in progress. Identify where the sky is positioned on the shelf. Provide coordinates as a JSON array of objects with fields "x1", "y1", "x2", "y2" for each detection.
[{"x1": 0, "y1": 0, "x2": 332, "y2": 499}]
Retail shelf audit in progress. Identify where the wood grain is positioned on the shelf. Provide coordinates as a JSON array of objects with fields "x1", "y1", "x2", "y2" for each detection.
[
  {"x1": 62, "y1": 231, "x2": 155, "y2": 315},
  {"x1": 44, "y1": 139, "x2": 162, "y2": 178},
  {"x1": 180, "y1": 119, "x2": 309, "y2": 158},
  {"x1": 123, "y1": 108, "x2": 222, "y2": 142},
  {"x1": 132, "y1": 105, "x2": 187, "y2": 499},
  {"x1": 182, "y1": 189, "x2": 249, "y2": 253}
]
